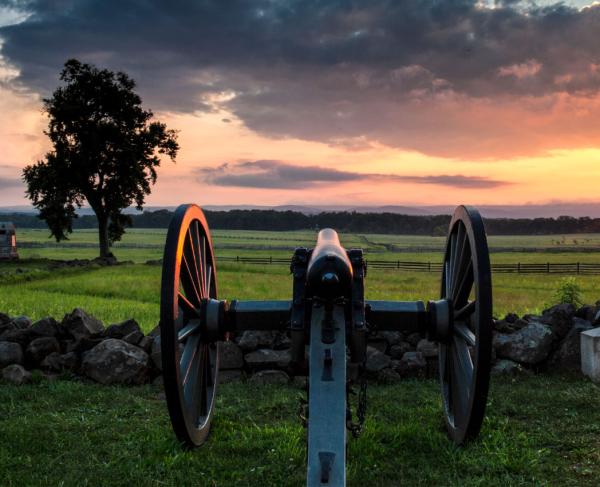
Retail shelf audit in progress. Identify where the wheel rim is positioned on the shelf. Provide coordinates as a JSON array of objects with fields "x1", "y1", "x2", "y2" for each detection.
[
  {"x1": 160, "y1": 204, "x2": 220, "y2": 447},
  {"x1": 439, "y1": 205, "x2": 492, "y2": 444}
]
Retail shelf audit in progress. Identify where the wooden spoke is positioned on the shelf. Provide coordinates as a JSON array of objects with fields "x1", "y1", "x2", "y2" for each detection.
[
  {"x1": 178, "y1": 320, "x2": 202, "y2": 342},
  {"x1": 453, "y1": 260, "x2": 474, "y2": 308},
  {"x1": 186, "y1": 226, "x2": 203, "y2": 298},
  {"x1": 181, "y1": 252, "x2": 202, "y2": 306},
  {"x1": 180, "y1": 333, "x2": 201, "y2": 387},
  {"x1": 450, "y1": 223, "x2": 466, "y2": 298},
  {"x1": 178, "y1": 292, "x2": 198, "y2": 319},
  {"x1": 455, "y1": 300, "x2": 476, "y2": 321},
  {"x1": 454, "y1": 322, "x2": 476, "y2": 347}
]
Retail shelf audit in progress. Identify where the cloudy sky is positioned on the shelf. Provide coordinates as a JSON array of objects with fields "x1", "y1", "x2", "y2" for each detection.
[{"x1": 1, "y1": 0, "x2": 600, "y2": 208}]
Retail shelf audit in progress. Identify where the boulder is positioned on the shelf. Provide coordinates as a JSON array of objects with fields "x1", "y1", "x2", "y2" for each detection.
[
  {"x1": 389, "y1": 341, "x2": 413, "y2": 360},
  {"x1": 30, "y1": 317, "x2": 60, "y2": 338},
  {"x1": 406, "y1": 332, "x2": 422, "y2": 347},
  {"x1": 491, "y1": 359, "x2": 527, "y2": 376},
  {"x1": 395, "y1": 351, "x2": 427, "y2": 377},
  {"x1": 40, "y1": 351, "x2": 79, "y2": 372},
  {"x1": 138, "y1": 335, "x2": 153, "y2": 353},
  {"x1": 81, "y1": 339, "x2": 151, "y2": 385},
  {"x1": 104, "y1": 319, "x2": 142, "y2": 339},
  {"x1": 237, "y1": 330, "x2": 276, "y2": 352},
  {"x1": 291, "y1": 375, "x2": 308, "y2": 389},
  {"x1": 540, "y1": 303, "x2": 576, "y2": 340},
  {"x1": 576, "y1": 305, "x2": 596, "y2": 322},
  {"x1": 150, "y1": 335, "x2": 162, "y2": 371},
  {"x1": 504, "y1": 313, "x2": 519, "y2": 323},
  {"x1": 219, "y1": 341, "x2": 244, "y2": 370},
  {"x1": 0, "y1": 341, "x2": 24, "y2": 367},
  {"x1": 494, "y1": 318, "x2": 528, "y2": 334},
  {"x1": 551, "y1": 318, "x2": 593, "y2": 371},
  {"x1": 493, "y1": 323, "x2": 554, "y2": 364},
  {"x1": 379, "y1": 331, "x2": 404, "y2": 347},
  {"x1": 248, "y1": 369, "x2": 289, "y2": 385},
  {"x1": 0, "y1": 312, "x2": 11, "y2": 324},
  {"x1": 62, "y1": 309, "x2": 104, "y2": 340},
  {"x1": 0, "y1": 328, "x2": 34, "y2": 347},
  {"x1": 271, "y1": 332, "x2": 291, "y2": 350},
  {"x1": 2, "y1": 364, "x2": 32, "y2": 385},
  {"x1": 366, "y1": 338, "x2": 387, "y2": 354},
  {"x1": 416, "y1": 339, "x2": 438, "y2": 358},
  {"x1": 244, "y1": 349, "x2": 290, "y2": 369},
  {"x1": 64, "y1": 337, "x2": 103, "y2": 354},
  {"x1": 26, "y1": 337, "x2": 60, "y2": 365},
  {"x1": 122, "y1": 330, "x2": 144, "y2": 346},
  {"x1": 365, "y1": 346, "x2": 391, "y2": 372},
  {"x1": 11, "y1": 316, "x2": 32, "y2": 329}
]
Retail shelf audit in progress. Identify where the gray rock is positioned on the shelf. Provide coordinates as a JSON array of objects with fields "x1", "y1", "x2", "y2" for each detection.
[
  {"x1": 219, "y1": 341, "x2": 244, "y2": 370},
  {"x1": 494, "y1": 318, "x2": 528, "y2": 334},
  {"x1": 540, "y1": 303, "x2": 576, "y2": 340},
  {"x1": 138, "y1": 335, "x2": 153, "y2": 353},
  {"x1": 30, "y1": 317, "x2": 60, "y2": 338},
  {"x1": 504, "y1": 313, "x2": 519, "y2": 323},
  {"x1": 491, "y1": 359, "x2": 527, "y2": 376},
  {"x1": 379, "y1": 331, "x2": 404, "y2": 346},
  {"x1": 406, "y1": 332, "x2": 422, "y2": 347},
  {"x1": 395, "y1": 351, "x2": 427, "y2": 377},
  {"x1": 0, "y1": 312, "x2": 11, "y2": 325},
  {"x1": 64, "y1": 337, "x2": 103, "y2": 354},
  {"x1": 367, "y1": 339, "x2": 387, "y2": 354},
  {"x1": 244, "y1": 349, "x2": 291, "y2": 369},
  {"x1": 151, "y1": 335, "x2": 162, "y2": 371},
  {"x1": 365, "y1": 346, "x2": 391, "y2": 372},
  {"x1": 62, "y1": 308, "x2": 104, "y2": 340},
  {"x1": 81, "y1": 338, "x2": 151, "y2": 385},
  {"x1": 248, "y1": 369, "x2": 289, "y2": 385},
  {"x1": 104, "y1": 319, "x2": 142, "y2": 339},
  {"x1": 389, "y1": 341, "x2": 413, "y2": 359},
  {"x1": 40, "y1": 351, "x2": 79, "y2": 372},
  {"x1": 26, "y1": 337, "x2": 60, "y2": 365},
  {"x1": 122, "y1": 330, "x2": 144, "y2": 345},
  {"x1": 2, "y1": 364, "x2": 32, "y2": 385},
  {"x1": 377, "y1": 367, "x2": 402, "y2": 383},
  {"x1": 493, "y1": 323, "x2": 554, "y2": 364},
  {"x1": 272, "y1": 332, "x2": 291, "y2": 350},
  {"x1": 237, "y1": 330, "x2": 276, "y2": 352},
  {"x1": 11, "y1": 316, "x2": 32, "y2": 329},
  {"x1": 0, "y1": 341, "x2": 24, "y2": 367},
  {"x1": 551, "y1": 317, "x2": 593, "y2": 370},
  {"x1": 416, "y1": 338, "x2": 438, "y2": 358},
  {"x1": 0, "y1": 328, "x2": 34, "y2": 347},
  {"x1": 576, "y1": 305, "x2": 596, "y2": 322},
  {"x1": 219, "y1": 369, "x2": 244, "y2": 383}
]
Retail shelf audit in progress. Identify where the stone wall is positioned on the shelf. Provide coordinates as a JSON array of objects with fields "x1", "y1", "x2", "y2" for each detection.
[{"x1": 1, "y1": 303, "x2": 598, "y2": 386}]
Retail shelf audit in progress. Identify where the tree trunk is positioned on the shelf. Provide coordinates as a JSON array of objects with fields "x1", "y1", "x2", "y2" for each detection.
[{"x1": 97, "y1": 214, "x2": 111, "y2": 259}]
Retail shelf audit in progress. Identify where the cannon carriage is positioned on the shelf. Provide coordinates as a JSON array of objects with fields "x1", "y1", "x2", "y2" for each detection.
[{"x1": 159, "y1": 204, "x2": 492, "y2": 486}]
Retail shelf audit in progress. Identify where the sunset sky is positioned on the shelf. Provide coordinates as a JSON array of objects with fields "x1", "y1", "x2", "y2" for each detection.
[{"x1": 1, "y1": 0, "x2": 600, "y2": 209}]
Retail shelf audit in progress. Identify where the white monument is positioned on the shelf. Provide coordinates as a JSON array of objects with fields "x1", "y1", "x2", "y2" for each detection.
[{"x1": 581, "y1": 327, "x2": 600, "y2": 383}]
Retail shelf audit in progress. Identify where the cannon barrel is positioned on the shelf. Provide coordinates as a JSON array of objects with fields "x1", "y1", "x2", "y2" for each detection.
[{"x1": 306, "y1": 228, "x2": 353, "y2": 299}]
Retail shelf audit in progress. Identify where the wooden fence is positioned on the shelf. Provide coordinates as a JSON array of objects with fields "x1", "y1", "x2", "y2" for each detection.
[{"x1": 219, "y1": 256, "x2": 600, "y2": 275}]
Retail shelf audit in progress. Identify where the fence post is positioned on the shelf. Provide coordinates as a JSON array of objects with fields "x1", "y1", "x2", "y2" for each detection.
[
  {"x1": 397, "y1": 260, "x2": 400, "y2": 269},
  {"x1": 236, "y1": 256, "x2": 239, "y2": 263},
  {"x1": 428, "y1": 262, "x2": 431, "y2": 272},
  {"x1": 577, "y1": 262, "x2": 580, "y2": 274},
  {"x1": 517, "y1": 262, "x2": 520, "y2": 274},
  {"x1": 547, "y1": 262, "x2": 550, "y2": 273},
  {"x1": 270, "y1": 256, "x2": 272, "y2": 265}
]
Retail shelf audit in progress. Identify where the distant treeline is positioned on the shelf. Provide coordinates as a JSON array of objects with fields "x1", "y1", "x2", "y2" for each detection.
[{"x1": 3, "y1": 209, "x2": 600, "y2": 236}]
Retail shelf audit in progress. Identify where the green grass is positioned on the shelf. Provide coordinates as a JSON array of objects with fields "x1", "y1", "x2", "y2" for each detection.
[{"x1": 0, "y1": 375, "x2": 599, "y2": 486}]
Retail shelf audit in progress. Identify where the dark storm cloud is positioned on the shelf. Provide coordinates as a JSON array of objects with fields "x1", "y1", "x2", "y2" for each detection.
[
  {"x1": 1, "y1": 1, "x2": 600, "y2": 157},
  {"x1": 199, "y1": 160, "x2": 508, "y2": 189}
]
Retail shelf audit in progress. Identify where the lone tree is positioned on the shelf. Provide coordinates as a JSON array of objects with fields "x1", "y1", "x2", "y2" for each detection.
[{"x1": 23, "y1": 59, "x2": 179, "y2": 259}]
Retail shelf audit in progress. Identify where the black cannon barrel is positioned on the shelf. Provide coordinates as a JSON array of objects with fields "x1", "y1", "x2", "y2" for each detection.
[{"x1": 306, "y1": 228, "x2": 353, "y2": 299}]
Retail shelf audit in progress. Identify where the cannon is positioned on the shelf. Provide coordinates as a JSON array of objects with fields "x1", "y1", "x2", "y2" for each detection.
[{"x1": 160, "y1": 204, "x2": 492, "y2": 486}]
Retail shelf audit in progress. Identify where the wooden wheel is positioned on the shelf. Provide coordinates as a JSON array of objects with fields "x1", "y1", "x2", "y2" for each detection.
[
  {"x1": 160, "y1": 204, "x2": 220, "y2": 447},
  {"x1": 439, "y1": 206, "x2": 492, "y2": 444}
]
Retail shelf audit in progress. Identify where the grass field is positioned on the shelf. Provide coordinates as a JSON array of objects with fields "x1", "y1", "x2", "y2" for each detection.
[
  {"x1": 1, "y1": 228, "x2": 600, "y2": 486},
  {"x1": 0, "y1": 375, "x2": 599, "y2": 486},
  {"x1": 2, "y1": 228, "x2": 600, "y2": 330}
]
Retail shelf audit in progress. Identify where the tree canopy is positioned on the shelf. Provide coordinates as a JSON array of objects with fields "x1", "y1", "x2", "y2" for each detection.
[{"x1": 23, "y1": 59, "x2": 179, "y2": 258}]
